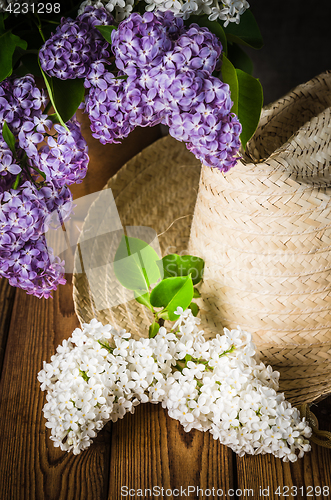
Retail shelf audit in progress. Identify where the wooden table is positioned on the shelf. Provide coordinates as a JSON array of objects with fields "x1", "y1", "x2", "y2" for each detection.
[{"x1": 0, "y1": 123, "x2": 330, "y2": 500}]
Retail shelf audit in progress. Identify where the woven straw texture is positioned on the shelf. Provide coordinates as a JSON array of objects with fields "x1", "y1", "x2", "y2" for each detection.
[
  {"x1": 73, "y1": 137, "x2": 201, "y2": 338},
  {"x1": 189, "y1": 71, "x2": 331, "y2": 405}
]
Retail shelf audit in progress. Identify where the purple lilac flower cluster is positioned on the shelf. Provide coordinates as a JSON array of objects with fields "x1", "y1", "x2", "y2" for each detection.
[
  {"x1": 0, "y1": 75, "x2": 89, "y2": 298},
  {"x1": 39, "y1": 6, "x2": 114, "y2": 80},
  {"x1": 0, "y1": 182, "x2": 71, "y2": 298},
  {"x1": 84, "y1": 10, "x2": 241, "y2": 170}
]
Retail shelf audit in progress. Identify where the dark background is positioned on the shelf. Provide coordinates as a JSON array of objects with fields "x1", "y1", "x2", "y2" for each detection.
[{"x1": 245, "y1": 0, "x2": 331, "y2": 104}]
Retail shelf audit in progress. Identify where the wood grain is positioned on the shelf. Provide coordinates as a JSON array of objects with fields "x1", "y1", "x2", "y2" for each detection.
[
  {"x1": 108, "y1": 403, "x2": 234, "y2": 500},
  {"x1": 0, "y1": 278, "x2": 16, "y2": 375},
  {"x1": 0, "y1": 282, "x2": 111, "y2": 500},
  {"x1": 236, "y1": 399, "x2": 331, "y2": 499}
]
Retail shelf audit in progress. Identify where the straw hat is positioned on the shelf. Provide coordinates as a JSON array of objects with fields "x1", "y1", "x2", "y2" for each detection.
[
  {"x1": 73, "y1": 136, "x2": 201, "y2": 335},
  {"x1": 73, "y1": 70, "x2": 331, "y2": 405}
]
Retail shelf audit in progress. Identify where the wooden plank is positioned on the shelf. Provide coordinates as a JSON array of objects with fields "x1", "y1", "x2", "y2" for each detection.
[
  {"x1": 236, "y1": 397, "x2": 331, "y2": 499},
  {"x1": 0, "y1": 281, "x2": 111, "y2": 500},
  {"x1": 108, "y1": 403, "x2": 234, "y2": 499},
  {"x1": 0, "y1": 278, "x2": 16, "y2": 375}
]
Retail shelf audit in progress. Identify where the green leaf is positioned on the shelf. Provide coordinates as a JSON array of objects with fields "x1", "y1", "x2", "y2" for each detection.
[
  {"x1": 16, "y1": 30, "x2": 43, "y2": 51},
  {"x1": 221, "y1": 55, "x2": 238, "y2": 115},
  {"x1": 193, "y1": 288, "x2": 201, "y2": 298},
  {"x1": 29, "y1": 164, "x2": 46, "y2": 180},
  {"x1": 149, "y1": 321, "x2": 160, "y2": 339},
  {"x1": 114, "y1": 236, "x2": 161, "y2": 292},
  {"x1": 187, "y1": 15, "x2": 227, "y2": 55},
  {"x1": 95, "y1": 25, "x2": 116, "y2": 44},
  {"x1": 14, "y1": 52, "x2": 42, "y2": 78},
  {"x1": 12, "y1": 34, "x2": 27, "y2": 51},
  {"x1": 2, "y1": 121, "x2": 16, "y2": 153},
  {"x1": 0, "y1": 14, "x2": 5, "y2": 34},
  {"x1": 134, "y1": 291, "x2": 153, "y2": 311},
  {"x1": 0, "y1": 31, "x2": 27, "y2": 82},
  {"x1": 157, "y1": 254, "x2": 204, "y2": 286},
  {"x1": 221, "y1": 61, "x2": 263, "y2": 149},
  {"x1": 52, "y1": 77, "x2": 85, "y2": 123},
  {"x1": 12, "y1": 172, "x2": 21, "y2": 190},
  {"x1": 227, "y1": 43, "x2": 253, "y2": 75},
  {"x1": 150, "y1": 276, "x2": 194, "y2": 321},
  {"x1": 48, "y1": 113, "x2": 60, "y2": 124},
  {"x1": 236, "y1": 69, "x2": 263, "y2": 149},
  {"x1": 39, "y1": 69, "x2": 85, "y2": 129},
  {"x1": 224, "y1": 10, "x2": 263, "y2": 49},
  {"x1": 158, "y1": 310, "x2": 170, "y2": 320},
  {"x1": 39, "y1": 65, "x2": 68, "y2": 130},
  {"x1": 189, "y1": 302, "x2": 199, "y2": 317}
]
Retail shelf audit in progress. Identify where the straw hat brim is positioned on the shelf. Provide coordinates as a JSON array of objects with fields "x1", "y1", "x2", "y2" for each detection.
[{"x1": 73, "y1": 135, "x2": 201, "y2": 337}]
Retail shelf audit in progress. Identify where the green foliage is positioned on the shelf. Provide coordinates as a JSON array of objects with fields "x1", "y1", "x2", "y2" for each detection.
[
  {"x1": 48, "y1": 113, "x2": 60, "y2": 124},
  {"x1": 227, "y1": 43, "x2": 253, "y2": 75},
  {"x1": 150, "y1": 276, "x2": 194, "y2": 321},
  {"x1": 12, "y1": 173, "x2": 21, "y2": 189},
  {"x1": 2, "y1": 121, "x2": 16, "y2": 154},
  {"x1": 40, "y1": 65, "x2": 69, "y2": 130},
  {"x1": 0, "y1": 27, "x2": 27, "y2": 82},
  {"x1": 149, "y1": 321, "x2": 160, "y2": 339},
  {"x1": 223, "y1": 10, "x2": 263, "y2": 49},
  {"x1": 134, "y1": 291, "x2": 154, "y2": 311},
  {"x1": 39, "y1": 67, "x2": 85, "y2": 126},
  {"x1": 157, "y1": 254, "x2": 204, "y2": 286},
  {"x1": 188, "y1": 302, "x2": 199, "y2": 317},
  {"x1": 236, "y1": 69, "x2": 263, "y2": 149},
  {"x1": 52, "y1": 77, "x2": 85, "y2": 123},
  {"x1": 96, "y1": 25, "x2": 116, "y2": 44},
  {"x1": 158, "y1": 309, "x2": 170, "y2": 320},
  {"x1": 14, "y1": 51, "x2": 42, "y2": 78},
  {"x1": 221, "y1": 55, "x2": 239, "y2": 115},
  {"x1": 113, "y1": 235, "x2": 161, "y2": 292},
  {"x1": 222, "y1": 57, "x2": 263, "y2": 149}
]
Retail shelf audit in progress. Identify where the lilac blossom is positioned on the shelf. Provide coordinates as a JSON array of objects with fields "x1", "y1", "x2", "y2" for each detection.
[
  {"x1": 84, "y1": 10, "x2": 241, "y2": 170},
  {"x1": 0, "y1": 154, "x2": 21, "y2": 176},
  {"x1": 111, "y1": 12, "x2": 173, "y2": 71},
  {"x1": 0, "y1": 74, "x2": 90, "y2": 298},
  {"x1": 0, "y1": 180, "x2": 72, "y2": 299},
  {"x1": 39, "y1": 6, "x2": 114, "y2": 80},
  {"x1": 41, "y1": 7, "x2": 241, "y2": 170}
]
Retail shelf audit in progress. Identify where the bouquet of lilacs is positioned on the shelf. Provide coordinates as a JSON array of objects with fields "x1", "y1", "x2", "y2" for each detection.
[
  {"x1": 0, "y1": 1, "x2": 262, "y2": 297},
  {"x1": 38, "y1": 308, "x2": 312, "y2": 460},
  {"x1": 0, "y1": 74, "x2": 88, "y2": 297},
  {"x1": 2, "y1": 0, "x2": 263, "y2": 155},
  {"x1": 39, "y1": 8, "x2": 243, "y2": 170}
]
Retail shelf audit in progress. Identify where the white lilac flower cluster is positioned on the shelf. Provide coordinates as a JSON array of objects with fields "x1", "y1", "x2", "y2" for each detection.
[
  {"x1": 78, "y1": 0, "x2": 134, "y2": 22},
  {"x1": 38, "y1": 309, "x2": 312, "y2": 460},
  {"x1": 78, "y1": 0, "x2": 249, "y2": 25}
]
